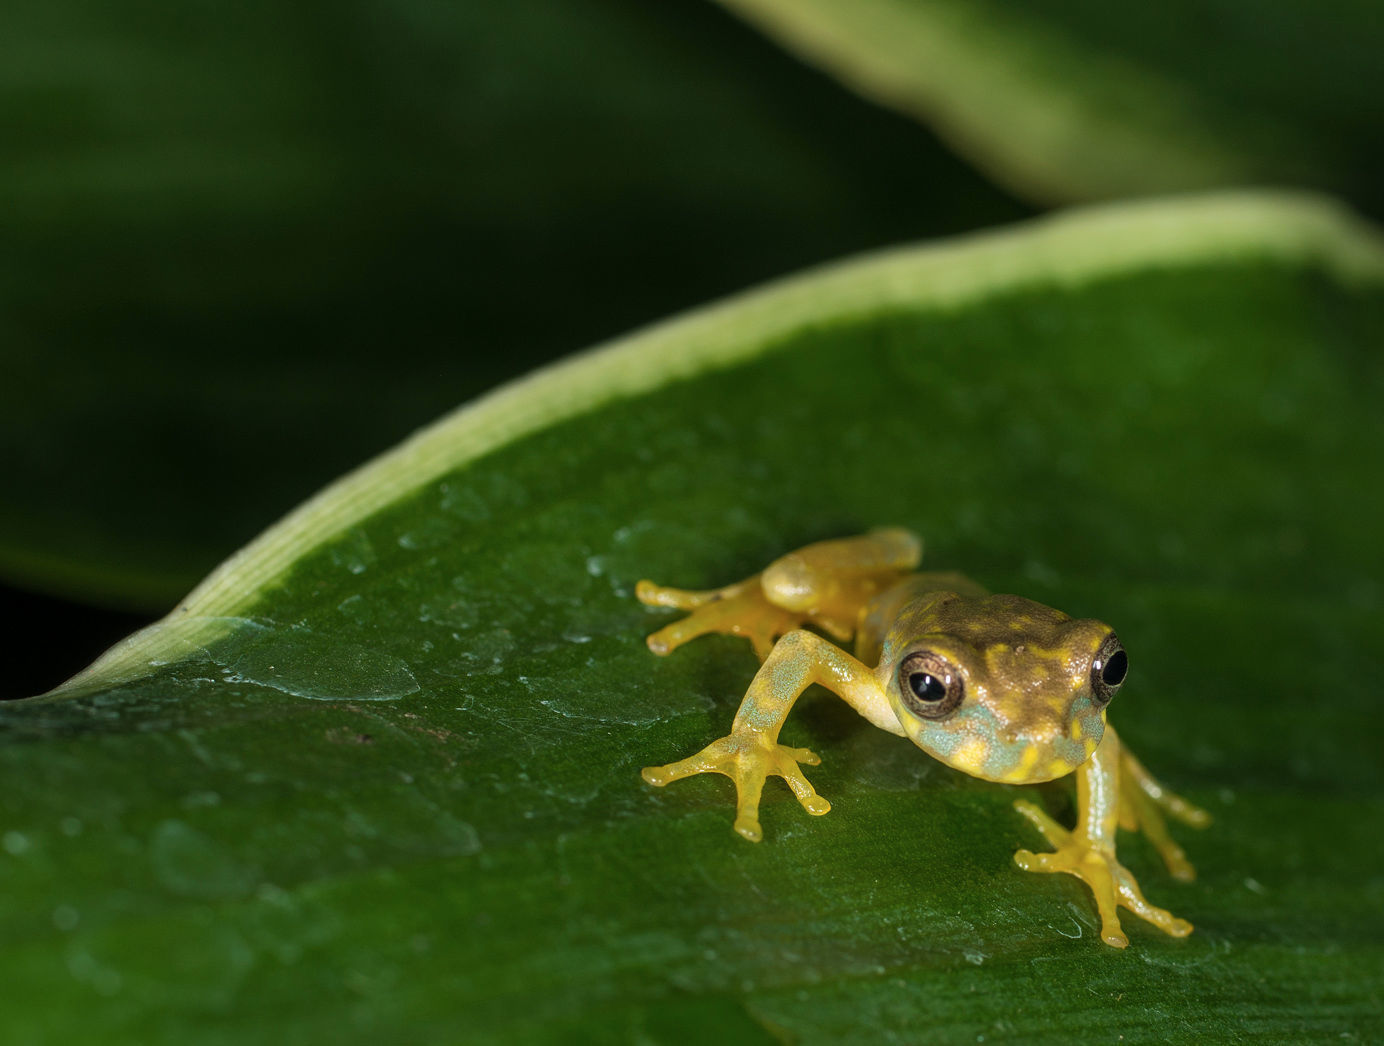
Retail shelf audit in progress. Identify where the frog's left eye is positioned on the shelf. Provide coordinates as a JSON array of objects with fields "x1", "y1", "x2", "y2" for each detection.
[
  {"x1": 898, "y1": 651, "x2": 964, "y2": 719},
  {"x1": 1091, "y1": 633, "x2": 1127, "y2": 707}
]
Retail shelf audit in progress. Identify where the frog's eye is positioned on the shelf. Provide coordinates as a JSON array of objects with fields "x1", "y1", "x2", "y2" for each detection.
[
  {"x1": 1091, "y1": 633, "x2": 1127, "y2": 707},
  {"x1": 898, "y1": 651, "x2": 964, "y2": 719}
]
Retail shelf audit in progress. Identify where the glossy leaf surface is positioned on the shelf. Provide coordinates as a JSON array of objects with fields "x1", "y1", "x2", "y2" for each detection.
[{"x1": 3, "y1": 195, "x2": 1383, "y2": 1043}]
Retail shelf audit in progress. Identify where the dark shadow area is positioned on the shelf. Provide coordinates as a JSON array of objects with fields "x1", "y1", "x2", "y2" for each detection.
[{"x1": 0, "y1": 584, "x2": 153, "y2": 700}]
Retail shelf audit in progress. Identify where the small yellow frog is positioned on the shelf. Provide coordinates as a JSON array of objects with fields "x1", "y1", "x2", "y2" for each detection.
[{"x1": 637, "y1": 528, "x2": 1209, "y2": 948}]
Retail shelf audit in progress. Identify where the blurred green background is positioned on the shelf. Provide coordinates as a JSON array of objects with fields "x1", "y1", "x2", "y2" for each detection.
[
  {"x1": 4, "y1": 0, "x2": 1034, "y2": 697},
  {"x1": 2, "y1": 0, "x2": 1380, "y2": 686}
]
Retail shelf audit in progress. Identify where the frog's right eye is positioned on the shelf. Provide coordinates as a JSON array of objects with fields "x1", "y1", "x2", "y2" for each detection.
[
  {"x1": 899, "y1": 651, "x2": 964, "y2": 719},
  {"x1": 1091, "y1": 633, "x2": 1127, "y2": 707}
]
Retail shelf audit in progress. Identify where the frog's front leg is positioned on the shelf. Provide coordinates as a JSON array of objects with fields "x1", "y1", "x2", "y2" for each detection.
[
  {"x1": 1013, "y1": 726, "x2": 1194, "y2": 948},
  {"x1": 642, "y1": 629, "x2": 901, "y2": 841}
]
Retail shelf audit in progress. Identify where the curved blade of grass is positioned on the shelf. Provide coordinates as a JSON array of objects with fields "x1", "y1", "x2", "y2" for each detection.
[
  {"x1": 3, "y1": 192, "x2": 1383, "y2": 1043},
  {"x1": 716, "y1": 0, "x2": 1384, "y2": 211}
]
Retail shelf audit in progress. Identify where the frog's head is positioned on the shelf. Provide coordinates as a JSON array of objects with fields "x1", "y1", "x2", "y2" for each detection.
[{"x1": 880, "y1": 592, "x2": 1126, "y2": 783}]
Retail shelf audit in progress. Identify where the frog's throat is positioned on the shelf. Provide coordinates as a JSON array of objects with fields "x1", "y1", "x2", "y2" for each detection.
[{"x1": 905, "y1": 699, "x2": 1105, "y2": 783}]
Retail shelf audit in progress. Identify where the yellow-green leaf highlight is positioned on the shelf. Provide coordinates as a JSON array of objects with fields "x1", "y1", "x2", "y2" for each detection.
[
  {"x1": 50, "y1": 190, "x2": 1382, "y2": 701},
  {"x1": 717, "y1": 0, "x2": 1382, "y2": 208}
]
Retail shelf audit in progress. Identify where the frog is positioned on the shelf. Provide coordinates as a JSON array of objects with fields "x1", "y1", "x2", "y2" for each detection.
[{"x1": 635, "y1": 527, "x2": 1209, "y2": 948}]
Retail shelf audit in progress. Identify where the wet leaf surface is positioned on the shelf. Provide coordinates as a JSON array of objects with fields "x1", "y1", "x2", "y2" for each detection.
[{"x1": 3, "y1": 196, "x2": 1382, "y2": 1043}]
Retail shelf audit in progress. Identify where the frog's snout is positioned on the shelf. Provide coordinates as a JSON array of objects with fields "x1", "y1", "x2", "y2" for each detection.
[{"x1": 983, "y1": 698, "x2": 1106, "y2": 784}]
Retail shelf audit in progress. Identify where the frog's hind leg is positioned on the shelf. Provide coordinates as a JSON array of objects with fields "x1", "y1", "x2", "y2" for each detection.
[
  {"x1": 759, "y1": 527, "x2": 923, "y2": 641},
  {"x1": 1118, "y1": 746, "x2": 1211, "y2": 882},
  {"x1": 637, "y1": 528, "x2": 922, "y2": 661},
  {"x1": 635, "y1": 576, "x2": 755, "y2": 611},
  {"x1": 636, "y1": 575, "x2": 803, "y2": 660}
]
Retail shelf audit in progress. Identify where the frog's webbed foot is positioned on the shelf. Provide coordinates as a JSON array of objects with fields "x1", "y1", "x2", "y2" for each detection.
[
  {"x1": 1012, "y1": 800, "x2": 1193, "y2": 948},
  {"x1": 642, "y1": 732, "x2": 830, "y2": 841},
  {"x1": 1118, "y1": 749, "x2": 1211, "y2": 882},
  {"x1": 636, "y1": 575, "x2": 805, "y2": 661}
]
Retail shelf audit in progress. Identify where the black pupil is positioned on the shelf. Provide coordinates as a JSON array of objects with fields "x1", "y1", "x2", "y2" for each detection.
[
  {"x1": 909, "y1": 672, "x2": 947, "y2": 702},
  {"x1": 1101, "y1": 650, "x2": 1128, "y2": 687}
]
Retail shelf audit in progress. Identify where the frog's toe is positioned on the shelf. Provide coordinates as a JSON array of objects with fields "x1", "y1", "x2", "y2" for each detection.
[
  {"x1": 1013, "y1": 806, "x2": 1195, "y2": 947},
  {"x1": 1125, "y1": 784, "x2": 1200, "y2": 881},
  {"x1": 1115, "y1": 872, "x2": 1194, "y2": 937},
  {"x1": 657, "y1": 734, "x2": 739, "y2": 776},
  {"x1": 1098, "y1": 921, "x2": 1130, "y2": 949},
  {"x1": 734, "y1": 818, "x2": 763, "y2": 842},
  {"x1": 1022, "y1": 854, "x2": 1132, "y2": 948},
  {"x1": 1012, "y1": 799, "x2": 1071, "y2": 848},
  {"x1": 747, "y1": 630, "x2": 777, "y2": 662},
  {"x1": 738, "y1": 610, "x2": 811, "y2": 663},
  {"x1": 1167, "y1": 856, "x2": 1196, "y2": 884},
  {"x1": 726, "y1": 740, "x2": 831, "y2": 838},
  {"x1": 636, "y1": 579, "x2": 717, "y2": 610},
  {"x1": 641, "y1": 750, "x2": 720, "y2": 787},
  {"x1": 780, "y1": 762, "x2": 831, "y2": 816},
  {"x1": 1153, "y1": 837, "x2": 1197, "y2": 883},
  {"x1": 1121, "y1": 748, "x2": 1212, "y2": 831},
  {"x1": 643, "y1": 589, "x2": 801, "y2": 661},
  {"x1": 1012, "y1": 844, "x2": 1127, "y2": 947},
  {"x1": 643, "y1": 733, "x2": 829, "y2": 841},
  {"x1": 1178, "y1": 804, "x2": 1213, "y2": 830},
  {"x1": 785, "y1": 745, "x2": 820, "y2": 766},
  {"x1": 1087, "y1": 875, "x2": 1130, "y2": 948},
  {"x1": 644, "y1": 616, "x2": 711, "y2": 657},
  {"x1": 1021, "y1": 844, "x2": 1129, "y2": 948},
  {"x1": 730, "y1": 771, "x2": 768, "y2": 842},
  {"x1": 1151, "y1": 783, "x2": 1212, "y2": 831},
  {"x1": 1012, "y1": 848, "x2": 1054, "y2": 873},
  {"x1": 640, "y1": 765, "x2": 666, "y2": 786}
]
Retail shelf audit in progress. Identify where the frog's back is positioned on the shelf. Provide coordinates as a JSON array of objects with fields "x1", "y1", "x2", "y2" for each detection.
[{"x1": 855, "y1": 571, "x2": 988, "y2": 666}]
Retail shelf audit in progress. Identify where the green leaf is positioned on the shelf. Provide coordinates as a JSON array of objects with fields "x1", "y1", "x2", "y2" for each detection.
[
  {"x1": 0, "y1": 0, "x2": 1028, "y2": 610},
  {"x1": 6, "y1": 192, "x2": 1384, "y2": 1042},
  {"x1": 716, "y1": 0, "x2": 1384, "y2": 210}
]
